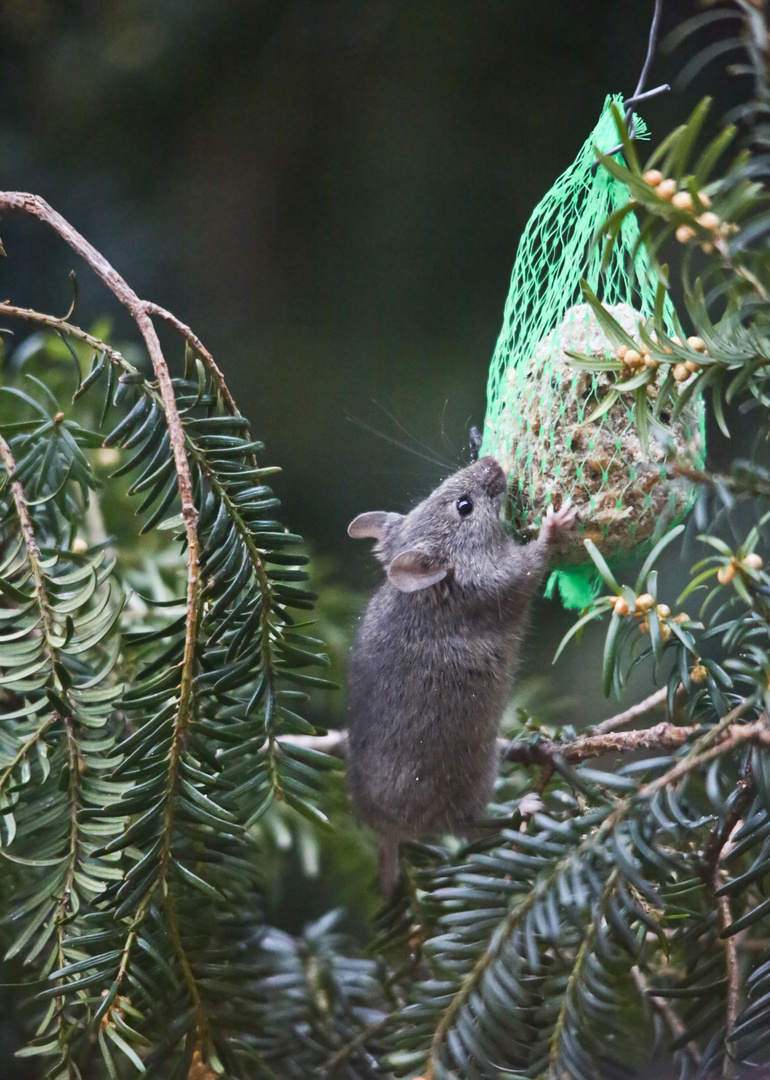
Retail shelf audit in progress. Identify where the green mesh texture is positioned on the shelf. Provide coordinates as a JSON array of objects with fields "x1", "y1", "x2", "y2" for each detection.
[{"x1": 480, "y1": 96, "x2": 705, "y2": 603}]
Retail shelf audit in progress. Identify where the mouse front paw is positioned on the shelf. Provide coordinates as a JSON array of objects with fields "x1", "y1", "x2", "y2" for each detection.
[{"x1": 542, "y1": 500, "x2": 578, "y2": 538}]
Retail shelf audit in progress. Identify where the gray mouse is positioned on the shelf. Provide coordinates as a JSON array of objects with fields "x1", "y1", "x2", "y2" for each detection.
[{"x1": 346, "y1": 454, "x2": 575, "y2": 895}]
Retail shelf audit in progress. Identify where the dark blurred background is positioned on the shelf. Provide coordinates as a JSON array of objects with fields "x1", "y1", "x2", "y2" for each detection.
[{"x1": 0, "y1": 0, "x2": 743, "y2": 718}]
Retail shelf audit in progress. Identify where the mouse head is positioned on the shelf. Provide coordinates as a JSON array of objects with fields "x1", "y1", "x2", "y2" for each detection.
[{"x1": 348, "y1": 455, "x2": 508, "y2": 593}]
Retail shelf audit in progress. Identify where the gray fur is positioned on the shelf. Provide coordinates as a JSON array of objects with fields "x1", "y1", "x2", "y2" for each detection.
[{"x1": 346, "y1": 456, "x2": 573, "y2": 894}]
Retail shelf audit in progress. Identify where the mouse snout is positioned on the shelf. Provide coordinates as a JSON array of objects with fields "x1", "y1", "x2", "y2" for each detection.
[{"x1": 477, "y1": 456, "x2": 506, "y2": 497}]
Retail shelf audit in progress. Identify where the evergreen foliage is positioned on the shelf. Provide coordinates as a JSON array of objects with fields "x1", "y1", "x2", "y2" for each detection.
[{"x1": 1, "y1": 4, "x2": 770, "y2": 1078}]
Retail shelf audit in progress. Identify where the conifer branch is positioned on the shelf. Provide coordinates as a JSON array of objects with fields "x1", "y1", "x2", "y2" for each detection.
[
  {"x1": 0, "y1": 432, "x2": 84, "y2": 1074},
  {"x1": 0, "y1": 195, "x2": 214, "y2": 1047}
]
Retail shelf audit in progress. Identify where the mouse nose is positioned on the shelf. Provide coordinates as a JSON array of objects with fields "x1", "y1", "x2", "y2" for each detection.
[{"x1": 477, "y1": 455, "x2": 507, "y2": 497}]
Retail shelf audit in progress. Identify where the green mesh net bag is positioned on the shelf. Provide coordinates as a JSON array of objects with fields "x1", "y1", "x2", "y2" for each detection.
[{"x1": 480, "y1": 96, "x2": 705, "y2": 608}]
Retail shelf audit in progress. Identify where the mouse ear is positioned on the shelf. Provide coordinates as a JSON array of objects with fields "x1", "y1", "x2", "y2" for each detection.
[
  {"x1": 387, "y1": 550, "x2": 450, "y2": 593},
  {"x1": 348, "y1": 511, "x2": 402, "y2": 540}
]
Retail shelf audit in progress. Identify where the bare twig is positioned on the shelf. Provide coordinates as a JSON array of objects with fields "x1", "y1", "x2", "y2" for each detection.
[
  {"x1": 717, "y1": 892, "x2": 740, "y2": 1074},
  {"x1": 0, "y1": 301, "x2": 126, "y2": 366},
  {"x1": 700, "y1": 779, "x2": 752, "y2": 1075},
  {"x1": 277, "y1": 721, "x2": 705, "y2": 767},
  {"x1": 632, "y1": 966, "x2": 700, "y2": 1067},
  {"x1": 501, "y1": 720, "x2": 702, "y2": 767},
  {"x1": 592, "y1": 686, "x2": 672, "y2": 735}
]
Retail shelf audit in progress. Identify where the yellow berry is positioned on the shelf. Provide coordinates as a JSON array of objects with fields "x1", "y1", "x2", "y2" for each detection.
[
  {"x1": 656, "y1": 604, "x2": 671, "y2": 619},
  {"x1": 717, "y1": 564, "x2": 735, "y2": 585},
  {"x1": 676, "y1": 224, "x2": 696, "y2": 243},
  {"x1": 672, "y1": 191, "x2": 694, "y2": 212},
  {"x1": 687, "y1": 336, "x2": 706, "y2": 352},
  {"x1": 673, "y1": 363, "x2": 690, "y2": 382},
  {"x1": 643, "y1": 169, "x2": 664, "y2": 186},
  {"x1": 657, "y1": 178, "x2": 677, "y2": 200},
  {"x1": 636, "y1": 593, "x2": 654, "y2": 613},
  {"x1": 697, "y1": 211, "x2": 721, "y2": 230},
  {"x1": 690, "y1": 663, "x2": 708, "y2": 684},
  {"x1": 613, "y1": 596, "x2": 630, "y2": 617},
  {"x1": 744, "y1": 553, "x2": 763, "y2": 571}
]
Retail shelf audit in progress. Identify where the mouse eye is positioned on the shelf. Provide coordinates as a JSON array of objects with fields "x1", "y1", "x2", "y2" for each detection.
[{"x1": 456, "y1": 495, "x2": 474, "y2": 518}]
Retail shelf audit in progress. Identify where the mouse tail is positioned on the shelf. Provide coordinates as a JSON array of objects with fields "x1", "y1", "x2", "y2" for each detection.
[{"x1": 378, "y1": 836, "x2": 400, "y2": 898}]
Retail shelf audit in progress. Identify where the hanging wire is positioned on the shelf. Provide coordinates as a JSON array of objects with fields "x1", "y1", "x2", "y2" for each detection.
[{"x1": 592, "y1": 0, "x2": 669, "y2": 171}]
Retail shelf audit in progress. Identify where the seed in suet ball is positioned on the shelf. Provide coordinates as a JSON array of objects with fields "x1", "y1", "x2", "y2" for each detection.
[
  {"x1": 687, "y1": 336, "x2": 706, "y2": 352},
  {"x1": 672, "y1": 191, "x2": 694, "y2": 212},
  {"x1": 643, "y1": 169, "x2": 663, "y2": 186},
  {"x1": 744, "y1": 553, "x2": 763, "y2": 570},
  {"x1": 617, "y1": 344, "x2": 628, "y2": 359},
  {"x1": 635, "y1": 593, "x2": 654, "y2": 612},
  {"x1": 684, "y1": 360, "x2": 700, "y2": 374},
  {"x1": 690, "y1": 663, "x2": 707, "y2": 683},
  {"x1": 624, "y1": 349, "x2": 642, "y2": 368},
  {"x1": 656, "y1": 178, "x2": 677, "y2": 200},
  {"x1": 613, "y1": 596, "x2": 630, "y2": 616},
  {"x1": 656, "y1": 604, "x2": 671, "y2": 618},
  {"x1": 644, "y1": 356, "x2": 659, "y2": 369}
]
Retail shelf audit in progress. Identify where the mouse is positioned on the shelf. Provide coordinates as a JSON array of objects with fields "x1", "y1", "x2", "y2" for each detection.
[{"x1": 345, "y1": 454, "x2": 575, "y2": 895}]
